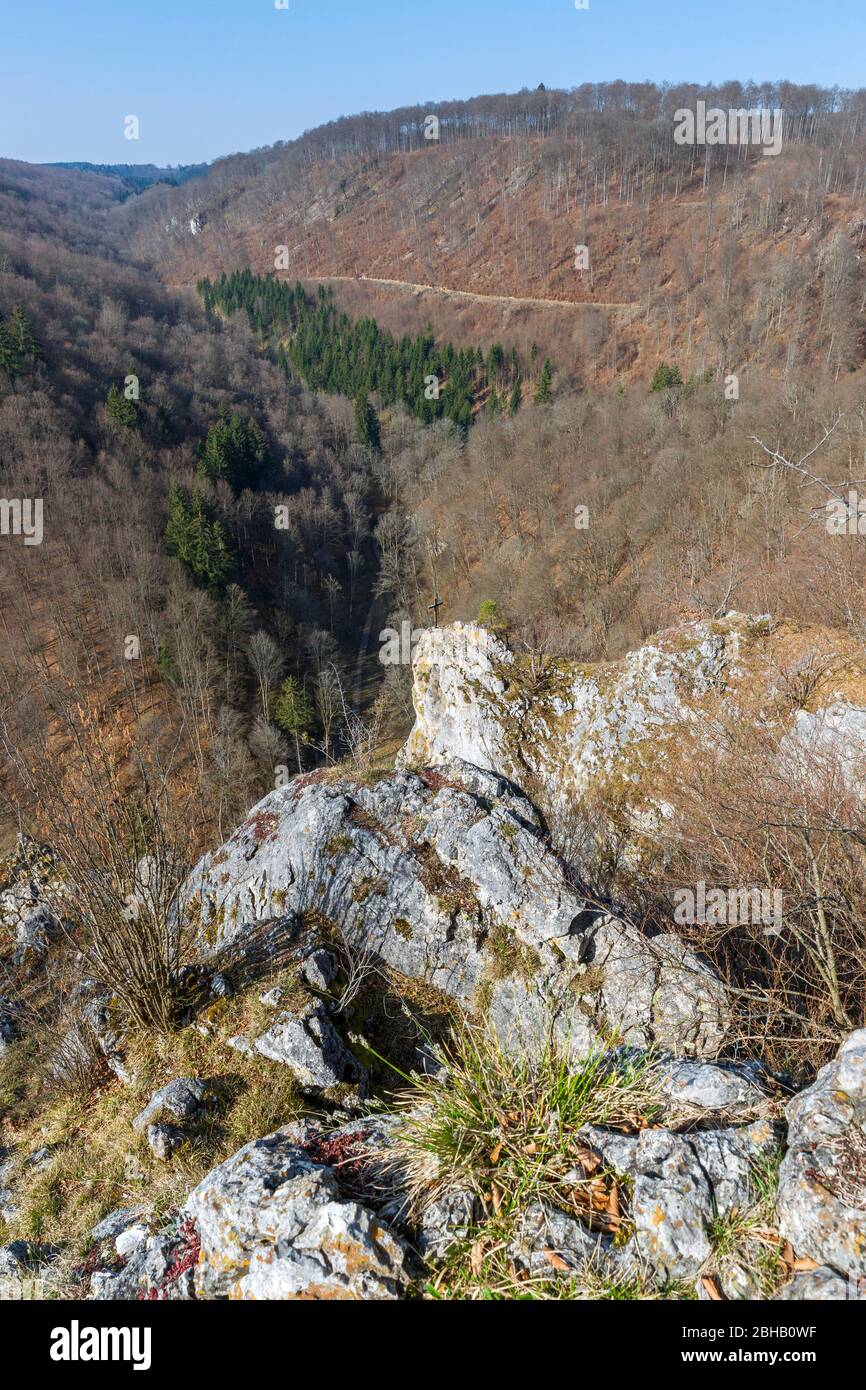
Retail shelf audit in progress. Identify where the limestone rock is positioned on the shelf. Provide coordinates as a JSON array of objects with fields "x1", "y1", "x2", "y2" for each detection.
[
  {"x1": 254, "y1": 1002, "x2": 367, "y2": 1095},
  {"x1": 115, "y1": 1222, "x2": 150, "y2": 1259},
  {"x1": 0, "y1": 1150, "x2": 19, "y2": 1226},
  {"x1": 416, "y1": 1190, "x2": 477, "y2": 1260},
  {"x1": 0, "y1": 1241, "x2": 33, "y2": 1277},
  {"x1": 773, "y1": 1266, "x2": 852, "y2": 1300},
  {"x1": 509, "y1": 1202, "x2": 632, "y2": 1281},
  {"x1": 398, "y1": 619, "x2": 742, "y2": 822},
  {"x1": 146, "y1": 1124, "x2": 186, "y2": 1161},
  {"x1": 132, "y1": 1077, "x2": 210, "y2": 1132},
  {"x1": 184, "y1": 759, "x2": 729, "y2": 1062},
  {"x1": 301, "y1": 948, "x2": 338, "y2": 991},
  {"x1": 89, "y1": 1219, "x2": 196, "y2": 1301},
  {"x1": 259, "y1": 987, "x2": 285, "y2": 1007},
  {"x1": 91, "y1": 1206, "x2": 151, "y2": 1243},
  {"x1": 629, "y1": 1118, "x2": 782, "y2": 1280},
  {"x1": 659, "y1": 1058, "x2": 774, "y2": 1113},
  {"x1": 777, "y1": 1029, "x2": 866, "y2": 1278},
  {"x1": 630, "y1": 1130, "x2": 715, "y2": 1279},
  {"x1": 185, "y1": 1130, "x2": 408, "y2": 1300}
]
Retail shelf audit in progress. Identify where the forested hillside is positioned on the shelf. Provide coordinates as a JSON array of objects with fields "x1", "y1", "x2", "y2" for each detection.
[
  {"x1": 5, "y1": 75, "x2": 866, "y2": 848},
  {"x1": 0, "y1": 161, "x2": 432, "y2": 849},
  {"x1": 129, "y1": 81, "x2": 866, "y2": 386},
  {"x1": 4, "y1": 75, "x2": 866, "y2": 1312}
]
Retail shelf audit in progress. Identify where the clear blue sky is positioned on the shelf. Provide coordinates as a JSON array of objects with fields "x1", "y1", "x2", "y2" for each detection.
[{"x1": 1, "y1": 0, "x2": 864, "y2": 166}]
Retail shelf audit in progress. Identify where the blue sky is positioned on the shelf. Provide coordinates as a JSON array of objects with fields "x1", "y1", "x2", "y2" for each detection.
[{"x1": 1, "y1": 0, "x2": 864, "y2": 166}]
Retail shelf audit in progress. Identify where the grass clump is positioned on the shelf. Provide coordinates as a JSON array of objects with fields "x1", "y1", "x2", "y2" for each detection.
[
  {"x1": 383, "y1": 1022, "x2": 664, "y2": 1223},
  {"x1": 425, "y1": 1229, "x2": 697, "y2": 1301},
  {"x1": 703, "y1": 1153, "x2": 789, "y2": 1300}
]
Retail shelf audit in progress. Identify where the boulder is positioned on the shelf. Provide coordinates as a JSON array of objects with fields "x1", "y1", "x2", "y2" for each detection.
[
  {"x1": 777, "y1": 1029, "x2": 866, "y2": 1278},
  {"x1": 24, "y1": 1145, "x2": 56, "y2": 1171},
  {"x1": 630, "y1": 1130, "x2": 715, "y2": 1279},
  {"x1": 14, "y1": 904, "x2": 60, "y2": 957},
  {"x1": 132, "y1": 1077, "x2": 210, "y2": 1132},
  {"x1": 254, "y1": 1002, "x2": 367, "y2": 1095},
  {"x1": 773, "y1": 1266, "x2": 852, "y2": 1301},
  {"x1": 628, "y1": 1119, "x2": 782, "y2": 1281},
  {"x1": 659, "y1": 1058, "x2": 774, "y2": 1114},
  {"x1": 577, "y1": 918, "x2": 730, "y2": 1057},
  {"x1": 184, "y1": 759, "x2": 729, "y2": 1062},
  {"x1": 146, "y1": 1124, "x2": 186, "y2": 1161},
  {"x1": 185, "y1": 1130, "x2": 408, "y2": 1300}
]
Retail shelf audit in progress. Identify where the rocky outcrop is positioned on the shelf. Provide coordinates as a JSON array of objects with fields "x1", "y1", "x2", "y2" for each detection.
[
  {"x1": 185, "y1": 1129, "x2": 408, "y2": 1300},
  {"x1": 777, "y1": 1029, "x2": 866, "y2": 1279},
  {"x1": 184, "y1": 759, "x2": 728, "y2": 1060},
  {"x1": 0, "y1": 835, "x2": 68, "y2": 964},
  {"x1": 397, "y1": 617, "x2": 866, "y2": 831},
  {"x1": 88, "y1": 1215, "x2": 198, "y2": 1301},
  {"x1": 629, "y1": 1120, "x2": 780, "y2": 1280},
  {"x1": 51, "y1": 982, "x2": 133, "y2": 1087},
  {"x1": 508, "y1": 1115, "x2": 782, "y2": 1287},
  {"x1": 253, "y1": 1002, "x2": 367, "y2": 1096}
]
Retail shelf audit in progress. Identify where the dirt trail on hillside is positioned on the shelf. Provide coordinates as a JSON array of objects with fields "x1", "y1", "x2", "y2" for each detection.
[{"x1": 302, "y1": 273, "x2": 641, "y2": 312}]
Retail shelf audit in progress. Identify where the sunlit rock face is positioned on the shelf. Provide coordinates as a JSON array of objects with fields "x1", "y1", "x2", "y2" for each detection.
[
  {"x1": 183, "y1": 754, "x2": 728, "y2": 1062},
  {"x1": 398, "y1": 615, "x2": 866, "y2": 825}
]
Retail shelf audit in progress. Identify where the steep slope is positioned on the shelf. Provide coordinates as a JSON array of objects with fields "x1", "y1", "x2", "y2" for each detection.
[{"x1": 130, "y1": 82, "x2": 866, "y2": 385}]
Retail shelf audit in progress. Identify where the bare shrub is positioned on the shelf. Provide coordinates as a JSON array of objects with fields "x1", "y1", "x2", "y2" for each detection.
[
  {"x1": 644, "y1": 717, "x2": 866, "y2": 1071},
  {"x1": 2, "y1": 695, "x2": 202, "y2": 1034}
]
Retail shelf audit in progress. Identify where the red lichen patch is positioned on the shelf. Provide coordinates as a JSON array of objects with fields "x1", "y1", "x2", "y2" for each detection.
[
  {"x1": 138, "y1": 1218, "x2": 201, "y2": 1301},
  {"x1": 292, "y1": 769, "x2": 329, "y2": 793},
  {"x1": 73, "y1": 1239, "x2": 123, "y2": 1280},
  {"x1": 303, "y1": 1128, "x2": 374, "y2": 1200},
  {"x1": 245, "y1": 810, "x2": 281, "y2": 844}
]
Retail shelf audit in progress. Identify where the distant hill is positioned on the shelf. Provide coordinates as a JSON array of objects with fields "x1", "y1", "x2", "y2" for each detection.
[
  {"x1": 44, "y1": 160, "x2": 208, "y2": 195},
  {"x1": 130, "y1": 80, "x2": 866, "y2": 387}
]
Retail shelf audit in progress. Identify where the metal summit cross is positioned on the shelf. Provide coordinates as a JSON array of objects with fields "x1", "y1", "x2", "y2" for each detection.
[{"x1": 428, "y1": 594, "x2": 443, "y2": 627}]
